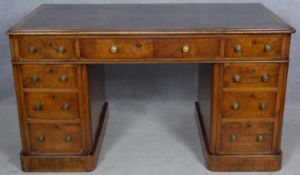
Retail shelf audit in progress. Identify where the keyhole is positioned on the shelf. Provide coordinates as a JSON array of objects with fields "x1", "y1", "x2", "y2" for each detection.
[
  {"x1": 253, "y1": 40, "x2": 258, "y2": 45},
  {"x1": 247, "y1": 123, "x2": 252, "y2": 128}
]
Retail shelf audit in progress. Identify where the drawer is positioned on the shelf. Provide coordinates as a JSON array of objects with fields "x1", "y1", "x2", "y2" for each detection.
[
  {"x1": 220, "y1": 122, "x2": 274, "y2": 154},
  {"x1": 80, "y1": 39, "x2": 153, "y2": 59},
  {"x1": 224, "y1": 37, "x2": 282, "y2": 58},
  {"x1": 223, "y1": 63, "x2": 280, "y2": 88},
  {"x1": 25, "y1": 93, "x2": 79, "y2": 119},
  {"x1": 222, "y1": 92, "x2": 277, "y2": 118},
  {"x1": 21, "y1": 65, "x2": 78, "y2": 89},
  {"x1": 18, "y1": 37, "x2": 76, "y2": 59},
  {"x1": 153, "y1": 39, "x2": 221, "y2": 58},
  {"x1": 28, "y1": 123, "x2": 83, "y2": 154}
]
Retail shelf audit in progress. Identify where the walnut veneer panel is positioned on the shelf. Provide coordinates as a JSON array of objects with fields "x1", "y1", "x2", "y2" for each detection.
[
  {"x1": 28, "y1": 123, "x2": 83, "y2": 154},
  {"x1": 153, "y1": 39, "x2": 221, "y2": 58},
  {"x1": 220, "y1": 122, "x2": 274, "y2": 154},
  {"x1": 24, "y1": 92, "x2": 79, "y2": 119},
  {"x1": 18, "y1": 36, "x2": 76, "y2": 59},
  {"x1": 80, "y1": 39, "x2": 153, "y2": 59},
  {"x1": 224, "y1": 37, "x2": 283, "y2": 59},
  {"x1": 223, "y1": 63, "x2": 280, "y2": 88},
  {"x1": 21, "y1": 65, "x2": 78, "y2": 89},
  {"x1": 221, "y1": 91, "x2": 277, "y2": 118}
]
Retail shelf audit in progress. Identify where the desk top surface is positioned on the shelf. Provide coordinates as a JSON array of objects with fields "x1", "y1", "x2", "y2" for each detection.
[{"x1": 9, "y1": 3, "x2": 295, "y2": 35}]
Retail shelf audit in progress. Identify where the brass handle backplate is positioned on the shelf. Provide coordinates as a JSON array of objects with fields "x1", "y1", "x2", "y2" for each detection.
[
  {"x1": 57, "y1": 46, "x2": 65, "y2": 54},
  {"x1": 230, "y1": 134, "x2": 237, "y2": 142},
  {"x1": 234, "y1": 74, "x2": 241, "y2": 82},
  {"x1": 29, "y1": 46, "x2": 37, "y2": 54},
  {"x1": 64, "y1": 135, "x2": 72, "y2": 142},
  {"x1": 62, "y1": 103, "x2": 70, "y2": 111},
  {"x1": 38, "y1": 136, "x2": 45, "y2": 143},
  {"x1": 182, "y1": 45, "x2": 190, "y2": 53},
  {"x1": 231, "y1": 102, "x2": 240, "y2": 110},
  {"x1": 59, "y1": 74, "x2": 68, "y2": 83},
  {"x1": 234, "y1": 45, "x2": 242, "y2": 53},
  {"x1": 261, "y1": 74, "x2": 270, "y2": 82},
  {"x1": 259, "y1": 102, "x2": 267, "y2": 110},
  {"x1": 264, "y1": 44, "x2": 272, "y2": 53},
  {"x1": 34, "y1": 103, "x2": 42, "y2": 112},
  {"x1": 110, "y1": 46, "x2": 118, "y2": 53},
  {"x1": 256, "y1": 134, "x2": 264, "y2": 142},
  {"x1": 31, "y1": 75, "x2": 40, "y2": 83}
]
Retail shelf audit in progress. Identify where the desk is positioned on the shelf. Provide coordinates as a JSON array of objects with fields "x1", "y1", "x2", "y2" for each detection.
[{"x1": 8, "y1": 3, "x2": 295, "y2": 172}]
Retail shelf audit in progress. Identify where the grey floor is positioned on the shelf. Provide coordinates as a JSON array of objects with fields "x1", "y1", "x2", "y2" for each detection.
[{"x1": 0, "y1": 100, "x2": 299, "y2": 175}]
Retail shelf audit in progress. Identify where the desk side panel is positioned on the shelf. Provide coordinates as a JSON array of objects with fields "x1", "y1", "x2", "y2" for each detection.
[
  {"x1": 87, "y1": 65, "x2": 106, "y2": 145},
  {"x1": 197, "y1": 64, "x2": 213, "y2": 152}
]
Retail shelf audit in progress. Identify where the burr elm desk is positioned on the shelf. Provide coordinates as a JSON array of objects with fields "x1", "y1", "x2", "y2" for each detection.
[{"x1": 8, "y1": 3, "x2": 295, "y2": 172}]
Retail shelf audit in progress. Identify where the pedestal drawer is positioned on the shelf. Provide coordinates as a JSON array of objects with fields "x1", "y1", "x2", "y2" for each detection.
[
  {"x1": 223, "y1": 63, "x2": 280, "y2": 88},
  {"x1": 224, "y1": 37, "x2": 283, "y2": 59},
  {"x1": 18, "y1": 37, "x2": 76, "y2": 60},
  {"x1": 220, "y1": 122, "x2": 274, "y2": 154},
  {"x1": 28, "y1": 123, "x2": 83, "y2": 154},
  {"x1": 21, "y1": 64, "x2": 78, "y2": 89},
  {"x1": 25, "y1": 93, "x2": 79, "y2": 119},
  {"x1": 221, "y1": 91, "x2": 277, "y2": 118}
]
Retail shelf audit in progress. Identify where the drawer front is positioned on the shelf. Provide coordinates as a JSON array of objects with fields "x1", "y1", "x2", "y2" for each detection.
[
  {"x1": 222, "y1": 92, "x2": 277, "y2": 118},
  {"x1": 153, "y1": 39, "x2": 221, "y2": 58},
  {"x1": 80, "y1": 39, "x2": 153, "y2": 59},
  {"x1": 223, "y1": 63, "x2": 280, "y2": 88},
  {"x1": 25, "y1": 93, "x2": 79, "y2": 119},
  {"x1": 224, "y1": 37, "x2": 282, "y2": 58},
  {"x1": 220, "y1": 122, "x2": 274, "y2": 154},
  {"x1": 21, "y1": 65, "x2": 78, "y2": 89},
  {"x1": 28, "y1": 123, "x2": 83, "y2": 154},
  {"x1": 18, "y1": 37, "x2": 76, "y2": 59}
]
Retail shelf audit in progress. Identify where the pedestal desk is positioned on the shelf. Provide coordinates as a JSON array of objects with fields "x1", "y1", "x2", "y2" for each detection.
[{"x1": 8, "y1": 3, "x2": 295, "y2": 172}]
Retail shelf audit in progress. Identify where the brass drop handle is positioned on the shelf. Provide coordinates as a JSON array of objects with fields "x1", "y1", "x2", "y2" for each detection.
[
  {"x1": 29, "y1": 46, "x2": 37, "y2": 54},
  {"x1": 230, "y1": 134, "x2": 237, "y2": 142},
  {"x1": 234, "y1": 45, "x2": 242, "y2": 53},
  {"x1": 231, "y1": 102, "x2": 240, "y2": 110},
  {"x1": 34, "y1": 103, "x2": 42, "y2": 112},
  {"x1": 110, "y1": 46, "x2": 118, "y2": 53},
  {"x1": 38, "y1": 136, "x2": 45, "y2": 143},
  {"x1": 182, "y1": 45, "x2": 190, "y2": 53},
  {"x1": 261, "y1": 74, "x2": 270, "y2": 82},
  {"x1": 57, "y1": 46, "x2": 65, "y2": 54},
  {"x1": 256, "y1": 134, "x2": 264, "y2": 142},
  {"x1": 264, "y1": 44, "x2": 272, "y2": 53},
  {"x1": 59, "y1": 74, "x2": 68, "y2": 83},
  {"x1": 233, "y1": 74, "x2": 241, "y2": 82},
  {"x1": 31, "y1": 75, "x2": 40, "y2": 83},
  {"x1": 64, "y1": 135, "x2": 72, "y2": 142},
  {"x1": 62, "y1": 103, "x2": 70, "y2": 111},
  {"x1": 259, "y1": 102, "x2": 268, "y2": 110}
]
